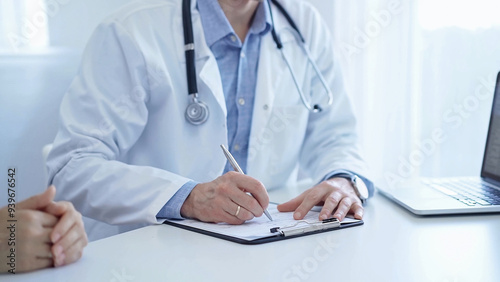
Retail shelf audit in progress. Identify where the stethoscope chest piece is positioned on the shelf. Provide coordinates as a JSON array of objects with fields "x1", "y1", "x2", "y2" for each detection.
[{"x1": 185, "y1": 95, "x2": 209, "y2": 125}]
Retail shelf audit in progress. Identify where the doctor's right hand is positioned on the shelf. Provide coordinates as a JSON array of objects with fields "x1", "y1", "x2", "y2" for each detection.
[{"x1": 180, "y1": 172, "x2": 269, "y2": 224}]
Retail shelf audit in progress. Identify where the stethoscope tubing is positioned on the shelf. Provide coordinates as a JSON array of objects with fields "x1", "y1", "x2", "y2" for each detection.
[{"x1": 182, "y1": 0, "x2": 333, "y2": 125}]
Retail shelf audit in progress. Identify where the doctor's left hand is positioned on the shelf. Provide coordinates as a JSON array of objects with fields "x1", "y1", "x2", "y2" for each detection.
[{"x1": 277, "y1": 177, "x2": 364, "y2": 221}]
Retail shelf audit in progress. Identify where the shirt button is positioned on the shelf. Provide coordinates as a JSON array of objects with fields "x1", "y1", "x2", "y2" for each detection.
[
  {"x1": 230, "y1": 35, "x2": 237, "y2": 42},
  {"x1": 238, "y1": 98, "x2": 245, "y2": 106},
  {"x1": 263, "y1": 104, "x2": 269, "y2": 110},
  {"x1": 240, "y1": 52, "x2": 246, "y2": 58},
  {"x1": 234, "y1": 144, "x2": 240, "y2": 151}
]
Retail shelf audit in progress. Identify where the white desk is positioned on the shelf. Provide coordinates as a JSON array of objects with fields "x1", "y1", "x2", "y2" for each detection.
[{"x1": 5, "y1": 186, "x2": 500, "y2": 282}]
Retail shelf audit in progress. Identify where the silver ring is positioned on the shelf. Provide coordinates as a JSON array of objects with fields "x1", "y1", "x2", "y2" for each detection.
[{"x1": 235, "y1": 205, "x2": 241, "y2": 217}]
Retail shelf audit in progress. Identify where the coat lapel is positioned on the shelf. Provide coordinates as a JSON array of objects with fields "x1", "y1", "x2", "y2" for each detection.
[{"x1": 247, "y1": 7, "x2": 293, "y2": 175}]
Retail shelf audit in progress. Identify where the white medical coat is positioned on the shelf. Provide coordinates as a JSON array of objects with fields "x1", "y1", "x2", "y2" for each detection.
[{"x1": 47, "y1": 0, "x2": 369, "y2": 240}]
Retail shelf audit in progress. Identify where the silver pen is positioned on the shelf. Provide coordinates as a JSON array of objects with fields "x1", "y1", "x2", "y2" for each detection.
[{"x1": 220, "y1": 144, "x2": 273, "y2": 221}]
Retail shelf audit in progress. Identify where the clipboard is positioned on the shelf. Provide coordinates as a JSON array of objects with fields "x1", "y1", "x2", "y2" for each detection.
[{"x1": 163, "y1": 203, "x2": 364, "y2": 245}]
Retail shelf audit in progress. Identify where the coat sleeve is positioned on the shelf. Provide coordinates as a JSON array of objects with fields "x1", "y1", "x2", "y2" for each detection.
[
  {"x1": 298, "y1": 7, "x2": 372, "y2": 185},
  {"x1": 46, "y1": 20, "x2": 190, "y2": 226}
]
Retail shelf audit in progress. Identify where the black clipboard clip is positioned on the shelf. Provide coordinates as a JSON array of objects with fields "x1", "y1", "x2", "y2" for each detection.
[{"x1": 270, "y1": 218, "x2": 341, "y2": 237}]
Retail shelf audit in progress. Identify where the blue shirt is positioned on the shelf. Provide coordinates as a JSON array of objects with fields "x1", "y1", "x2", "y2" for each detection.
[
  {"x1": 157, "y1": 0, "x2": 373, "y2": 219},
  {"x1": 200, "y1": 1, "x2": 272, "y2": 174}
]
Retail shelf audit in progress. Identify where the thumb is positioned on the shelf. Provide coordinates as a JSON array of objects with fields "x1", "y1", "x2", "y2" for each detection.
[{"x1": 17, "y1": 185, "x2": 56, "y2": 210}]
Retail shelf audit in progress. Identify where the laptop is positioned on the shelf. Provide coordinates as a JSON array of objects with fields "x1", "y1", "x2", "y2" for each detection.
[{"x1": 378, "y1": 72, "x2": 500, "y2": 215}]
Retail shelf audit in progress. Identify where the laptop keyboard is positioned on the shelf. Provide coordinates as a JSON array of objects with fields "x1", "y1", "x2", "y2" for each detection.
[{"x1": 426, "y1": 179, "x2": 500, "y2": 206}]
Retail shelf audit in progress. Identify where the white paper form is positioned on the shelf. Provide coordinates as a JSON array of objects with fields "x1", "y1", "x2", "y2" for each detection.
[{"x1": 163, "y1": 203, "x2": 361, "y2": 241}]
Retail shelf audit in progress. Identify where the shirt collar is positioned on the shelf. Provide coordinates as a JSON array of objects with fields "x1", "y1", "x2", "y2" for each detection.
[
  {"x1": 250, "y1": 0, "x2": 272, "y2": 36},
  {"x1": 198, "y1": 0, "x2": 272, "y2": 47}
]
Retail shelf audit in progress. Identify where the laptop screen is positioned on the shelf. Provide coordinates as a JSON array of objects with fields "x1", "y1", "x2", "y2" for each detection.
[{"x1": 482, "y1": 72, "x2": 500, "y2": 181}]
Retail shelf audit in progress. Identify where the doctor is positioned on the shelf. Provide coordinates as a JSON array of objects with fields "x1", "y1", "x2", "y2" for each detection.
[{"x1": 47, "y1": 0, "x2": 374, "y2": 240}]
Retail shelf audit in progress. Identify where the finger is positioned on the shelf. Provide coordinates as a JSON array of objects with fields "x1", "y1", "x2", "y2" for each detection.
[
  {"x1": 230, "y1": 190, "x2": 263, "y2": 217},
  {"x1": 44, "y1": 201, "x2": 70, "y2": 217},
  {"x1": 17, "y1": 186, "x2": 56, "y2": 210},
  {"x1": 36, "y1": 242, "x2": 54, "y2": 259},
  {"x1": 230, "y1": 202, "x2": 254, "y2": 221},
  {"x1": 351, "y1": 202, "x2": 364, "y2": 219},
  {"x1": 20, "y1": 209, "x2": 58, "y2": 228},
  {"x1": 52, "y1": 224, "x2": 84, "y2": 257},
  {"x1": 215, "y1": 174, "x2": 263, "y2": 217},
  {"x1": 226, "y1": 172, "x2": 269, "y2": 211},
  {"x1": 38, "y1": 211, "x2": 59, "y2": 228},
  {"x1": 217, "y1": 202, "x2": 245, "y2": 225},
  {"x1": 277, "y1": 192, "x2": 307, "y2": 212},
  {"x1": 293, "y1": 189, "x2": 328, "y2": 220},
  {"x1": 17, "y1": 242, "x2": 52, "y2": 272},
  {"x1": 51, "y1": 207, "x2": 81, "y2": 243},
  {"x1": 53, "y1": 226, "x2": 88, "y2": 267},
  {"x1": 333, "y1": 197, "x2": 353, "y2": 221},
  {"x1": 319, "y1": 191, "x2": 343, "y2": 220},
  {"x1": 52, "y1": 223, "x2": 81, "y2": 264},
  {"x1": 41, "y1": 227, "x2": 55, "y2": 244},
  {"x1": 220, "y1": 205, "x2": 246, "y2": 225},
  {"x1": 34, "y1": 258, "x2": 54, "y2": 270},
  {"x1": 18, "y1": 257, "x2": 53, "y2": 273},
  {"x1": 57, "y1": 237, "x2": 87, "y2": 267}
]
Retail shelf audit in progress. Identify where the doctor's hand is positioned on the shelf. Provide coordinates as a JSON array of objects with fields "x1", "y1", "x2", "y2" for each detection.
[
  {"x1": 277, "y1": 178, "x2": 364, "y2": 221},
  {"x1": 180, "y1": 172, "x2": 269, "y2": 224},
  {"x1": 0, "y1": 186, "x2": 58, "y2": 273}
]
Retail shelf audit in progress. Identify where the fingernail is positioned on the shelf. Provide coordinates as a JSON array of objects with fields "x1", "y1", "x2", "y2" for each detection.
[
  {"x1": 294, "y1": 212, "x2": 301, "y2": 219},
  {"x1": 320, "y1": 214, "x2": 327, "y2": 220},
  {"x1": 52, "y1": 233, "x2": 61, "y2": 243},
  {"x1": 54, "y1": 245, "x2": 63, "y2": 256},
  {"x1": 56, "y1": 253, "x2": 65, "y2": 267}
]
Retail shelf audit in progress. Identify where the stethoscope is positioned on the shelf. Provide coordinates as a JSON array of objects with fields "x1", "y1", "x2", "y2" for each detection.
[{"x1": 183, "y1": 0, "x2": 334, "y2": 125}]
